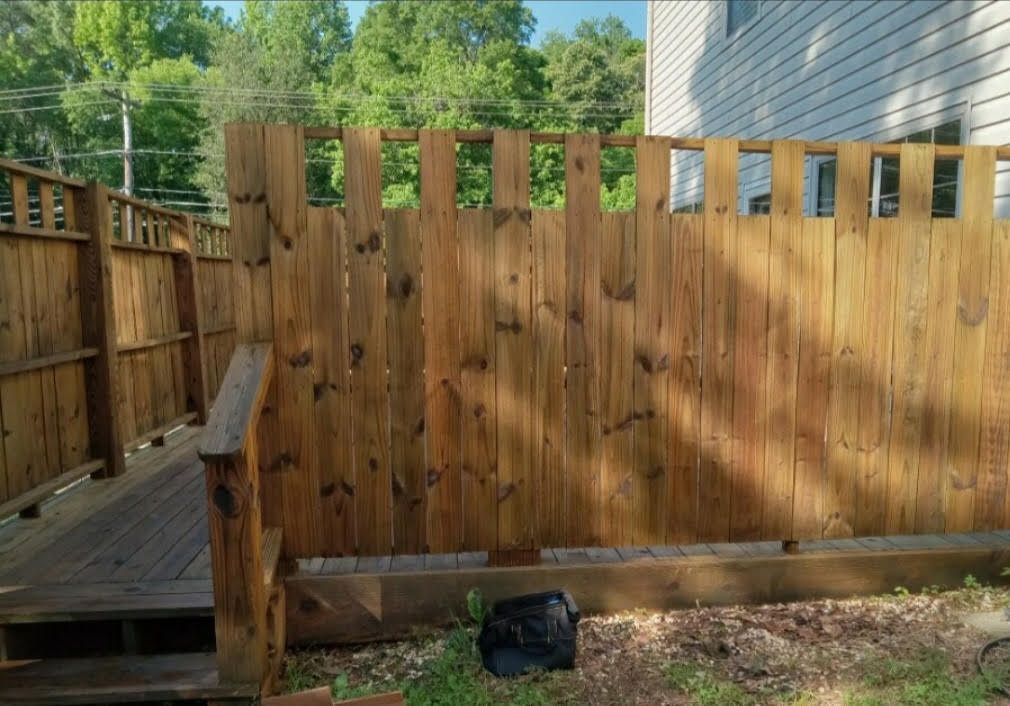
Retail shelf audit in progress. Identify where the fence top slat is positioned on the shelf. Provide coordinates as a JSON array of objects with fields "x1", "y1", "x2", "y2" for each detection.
[
  {"x1": 106, "y1": 190, "x2": 189, "y2": 220},
  {"x1": 0, "y1": 157, "x2": 87, "y2": 189},
  {"x1": 300, "y1": 125, "x2": 1010, "y2": 159}
]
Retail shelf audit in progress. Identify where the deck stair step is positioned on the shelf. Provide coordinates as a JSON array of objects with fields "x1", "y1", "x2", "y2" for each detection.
[
  {"x1": 0, "y1": 652, "x2": 257, "y2": 705},
  {"x1": 0, "y1": 580, "x2": 213, "y2": 625}
]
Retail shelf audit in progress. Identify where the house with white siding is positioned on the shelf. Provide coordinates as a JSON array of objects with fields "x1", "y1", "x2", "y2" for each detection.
[{"x1": 645, "y1": 0, "x2": 1010, "y2": 217}]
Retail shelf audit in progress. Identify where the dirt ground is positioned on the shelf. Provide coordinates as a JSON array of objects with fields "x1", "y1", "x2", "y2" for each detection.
[{"x1": 284, "y1": 583, "x2": 1010, "y2": 705}]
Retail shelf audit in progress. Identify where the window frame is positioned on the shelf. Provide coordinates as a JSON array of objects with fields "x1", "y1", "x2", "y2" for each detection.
[
  {"x1": 808, "y1": 115, "x2": 967, "y2": 219},
  {"x1": 726, "y1": 0, "x2": 762, "y2": 40}
]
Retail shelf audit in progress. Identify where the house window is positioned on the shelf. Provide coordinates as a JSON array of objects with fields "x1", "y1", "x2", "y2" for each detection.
[
  {"x1": 748, "y1": 193, "x2": 770, "y2": 214},
  {"x1": 727, "y1": 1, "x2": 760, "y2": 36},
  {"x1": 672, "y1": 200, "x2": 704, "y2": 214},
  {"x1": 813, "y1": 118, "x2": 962, "y2": 218},
  {"x1": 815, "y1": 160, "x2": 836, "y2": 216}
]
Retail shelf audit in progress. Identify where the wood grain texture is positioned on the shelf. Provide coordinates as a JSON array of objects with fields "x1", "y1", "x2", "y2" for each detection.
[
  {"x1": 915, "y1": 219, "x2": 962, "y2": 532},
  {"x1": 492, "y1": 129, "x2": 535, "y2": 550},
  {"x1": 763, "y1": 140, "x2": 803, "y2": 540},
  {"x1": 668, "y1": 213, "x2": 702, "y2": 544},
  {"x1": 884, "y1": 144, "x2": 934, "y2": 535},
  {"x1": 946, "y1": 146, "x2": 996, "y2": 532},
  {"x1": 700, "y1": 138, "x2": 738, "y2": 542},
  {"x1": 458, "y1": 209, "x2": 498, "y2": 551},
  {"x1": 345, "y1": 127, "x2": 392, "y2": 555},
  {"x1": 823, "y1": 142, "x2": 871, "y2": 538},
  {"x1": 385, "y1": 208, "x2": 425, "y2": 553},
  {"x1": 976, "y1": 220, "x2": 1010, "y2": 531},
  {"x1": 633, "y1": 136, "x2": 672, "y2": 544},
  {"x1": 599, "y1": 212, "x2": 635, "y2": 546},
  {"x1": 532, "y1": 209, "x2": 566, "y2": 548},
  {"x1": 792, "y1": 217, "x2": 834, "y2": 539},
  {"x1": 265, "y1": 124, "x2": 320, "y2": 556},
  {"x1": 855, "y1": 218, "x2": 900, "y2": 536},
  {"x1": 419, "y1": 130, "x2": 461, "y2": 553},
  {"x1": 729, "y1": 215, "x2": 769, "y2": 541},
  {"x1": 564, "y1": 133, "x2": 601, "y2": 547},
  {"x1": 307, "y1": 208, "x2": 355, "y2": 556}
]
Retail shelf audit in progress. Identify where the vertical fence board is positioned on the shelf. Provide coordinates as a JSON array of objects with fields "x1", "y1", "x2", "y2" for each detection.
[
  {"x1": 884, "y1": 144, "x2": 934, "y2": 535},
  {"x1": 973, "y1": 164, "x2": 1007, "y2": 531},
  {"x1": 420, "y1": 129, "x2": 461, "y2": 553},
  {"x1": 493, "y1": 129, "x2": 535, "y2": 550},
  {"x1": 224, "y1": 125, "x2": 281, "y2": 529},
  {"x1": 385, "y1": 208, "x2": 425, "y2": 553},
  {"x1": 668, "y1": 213, "x2": 702, "y2": 543},
  {"x1": 599, "y1": 211, "x2": 636, "y2": 546},
  {"x1": 824, "y1": 142, "x2": 871, "y2": 538},
  {"x1": 699, "y1": 138, "x2": 737, "y2": 542},
  {"x1": 633, "y1": 136, "x2": 672, "y2": 544},
  {"x1": 345, "y1": 127, "x2": 391, "y2": 554},
  {"x1": 763, "y1": 140, "x2": 803, "y2": 540},
  {"x1": 564, "y1": 134, "x2": 601, "y2": 547},
  {"x1": 459, "y1": 208, "x2": 498, "y2": 550},
  {"x1": 855, "y1": 218, "x2": 900, "y2": 536},
  {"x1": 791, "y1": 217, "x2": 834, "y2": 539},
  {"x1": 266, "y1": 124, "x2": 320, "y2": 556},
  {"x1": 307, "y1": 207, "x2": 356, "y2": 555},
  {"x1": 946, "y1": 146, "x2": 996, "y2": 532},
  {"x1": 916, "y1": 219, "x2": 963, "y2": 532},
  {"x1": 532, "y1": 210, "x2": 566, "y2": 548},
  {"x1": 729, "y1": 215, "x2": 769, "y2": 541}
]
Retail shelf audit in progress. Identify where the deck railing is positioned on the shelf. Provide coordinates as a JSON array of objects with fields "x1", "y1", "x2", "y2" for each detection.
[
  {"x1": 0, "y1": 159, "x2": 235, "y2": 519},
  {"x1": 198, "y1": 342, "x2": 281, "y2": 690}
]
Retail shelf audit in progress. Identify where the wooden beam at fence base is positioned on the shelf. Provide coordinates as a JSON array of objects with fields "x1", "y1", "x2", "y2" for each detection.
[
  {"x1": 0, "y1": 459, "x2": 105, "y2": 520},
  {"x1": 124, "y1": 411, "x2": 198, "y2": 455},
  {"x1": 286, "y1": 545, "x2": 1010, "y2": 645},
  {"x1": 79, "y1": 184, "x2": 126, "y2": 478}
]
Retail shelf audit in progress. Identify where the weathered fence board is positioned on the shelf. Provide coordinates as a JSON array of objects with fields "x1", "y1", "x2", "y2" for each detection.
[
  {"x1": 0, "y1": 158, "x2": 232, "y2": 519},
  {"x1": 224, "y1": 125, "x2": 1010, "y2": 557}
]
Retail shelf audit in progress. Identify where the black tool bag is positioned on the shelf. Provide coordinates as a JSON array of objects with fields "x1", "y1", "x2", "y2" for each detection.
[{"x1": 477, "y1": 589, "x2": 580, "y2": 677}]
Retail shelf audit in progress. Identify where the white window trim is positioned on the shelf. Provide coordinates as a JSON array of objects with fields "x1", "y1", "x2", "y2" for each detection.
[{"x1": 726, "y1": 0, "x2": 762, "y2": 41}]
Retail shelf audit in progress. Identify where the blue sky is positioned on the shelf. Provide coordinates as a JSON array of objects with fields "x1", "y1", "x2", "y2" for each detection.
[{"x1": 206, "y1": 1, "x2": 645, "y2": 45}]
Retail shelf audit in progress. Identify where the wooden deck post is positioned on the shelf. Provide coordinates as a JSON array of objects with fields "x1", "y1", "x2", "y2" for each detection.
[
  {"x1": 171, "y1": 214, "x2": 210, "y2": 423},
  {"x1": 78, "y1": 183, "x2": 126, "y2": 478},
  {"x1": 199, "y1": 343, "x2": 274, "y2": 687}
]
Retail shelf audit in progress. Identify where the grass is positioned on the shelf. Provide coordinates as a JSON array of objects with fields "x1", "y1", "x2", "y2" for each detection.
[
  {"x1": 841, "y1": 648, "x2": 998, "y2": 706},
  {"x1": 285, "y1": 623, "x2": 571, "y2": 706}
]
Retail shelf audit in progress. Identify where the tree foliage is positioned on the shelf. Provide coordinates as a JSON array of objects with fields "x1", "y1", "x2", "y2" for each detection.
[{"x1": 0, "y1": 0, "x2": 645, "y2": 213}]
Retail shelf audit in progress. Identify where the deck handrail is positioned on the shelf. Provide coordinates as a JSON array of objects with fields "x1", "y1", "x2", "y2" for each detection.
[
  {"x1": 197, "y1": 342, "x2": 274, "y2": 689},
  {"x1": 199, "y1": 342, "x2": 273, "y2": 462}
]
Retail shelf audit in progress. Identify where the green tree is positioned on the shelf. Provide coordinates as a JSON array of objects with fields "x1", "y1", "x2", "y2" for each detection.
[
  {"x1": 0, "y1": 1, "x2": 83, "y2": 167},
  {"x1": 194, "y1": 1, "x2": 352, "y2": 204}
]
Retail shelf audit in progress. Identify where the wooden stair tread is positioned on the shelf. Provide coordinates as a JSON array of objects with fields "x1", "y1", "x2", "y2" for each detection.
[
  {"x1": 262, "y1": 526, "x2": 283, "y2": 587},
  {"x1": 0, "y1": 652, "x2": 258, "y2": 705},
  {"x1": 0, "y1": 580, "x2": 213, "y2": 624}
]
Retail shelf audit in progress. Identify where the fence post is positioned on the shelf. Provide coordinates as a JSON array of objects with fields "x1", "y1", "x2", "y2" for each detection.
[
  {"x1": 77, "y1": 182, "x2": 125, "y2": 477},
  {"x1": 171, "y1": 214, "x2": 210, "y2": 423}
]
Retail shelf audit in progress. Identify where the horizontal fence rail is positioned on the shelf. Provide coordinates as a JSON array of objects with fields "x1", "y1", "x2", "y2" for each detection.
[
  {"x1": 229, "y1": 124, "x2": 1010, "y2": 559},
  {"x1": 0, "y1": 159, "x2": 234, "y2": 518}
]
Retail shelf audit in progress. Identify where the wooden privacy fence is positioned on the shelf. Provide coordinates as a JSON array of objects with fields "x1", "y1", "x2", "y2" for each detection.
[
  {"x1": 225, "y1": 124, "x2": 1010, "y2": 559},
  {"x1": 0, "y1": 158, "x2": 235, "y2": 518}
]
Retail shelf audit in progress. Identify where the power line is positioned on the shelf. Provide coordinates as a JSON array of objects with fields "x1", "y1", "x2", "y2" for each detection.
[{"x1": 0, "y1": 80, "x2": 640, "y2": 112}]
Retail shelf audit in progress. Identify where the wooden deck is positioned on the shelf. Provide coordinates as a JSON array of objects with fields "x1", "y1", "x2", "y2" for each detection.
[
  {"x1": 0, "y1": 425, "x2": 212, "y2": 590},
  {"x1": 4, "y1": 423, "x2": 1010, "y2": 652}
]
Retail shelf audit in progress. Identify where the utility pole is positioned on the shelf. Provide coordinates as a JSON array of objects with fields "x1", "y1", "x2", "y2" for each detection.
[{"x1": 120, "y1": 88, "x2": 135, "y2": 238}]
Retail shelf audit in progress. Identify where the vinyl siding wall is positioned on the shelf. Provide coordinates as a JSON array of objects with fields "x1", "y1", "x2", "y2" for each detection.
[{"x1": 646, "y1": 0, "x2": 1010, "y2": 216}]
